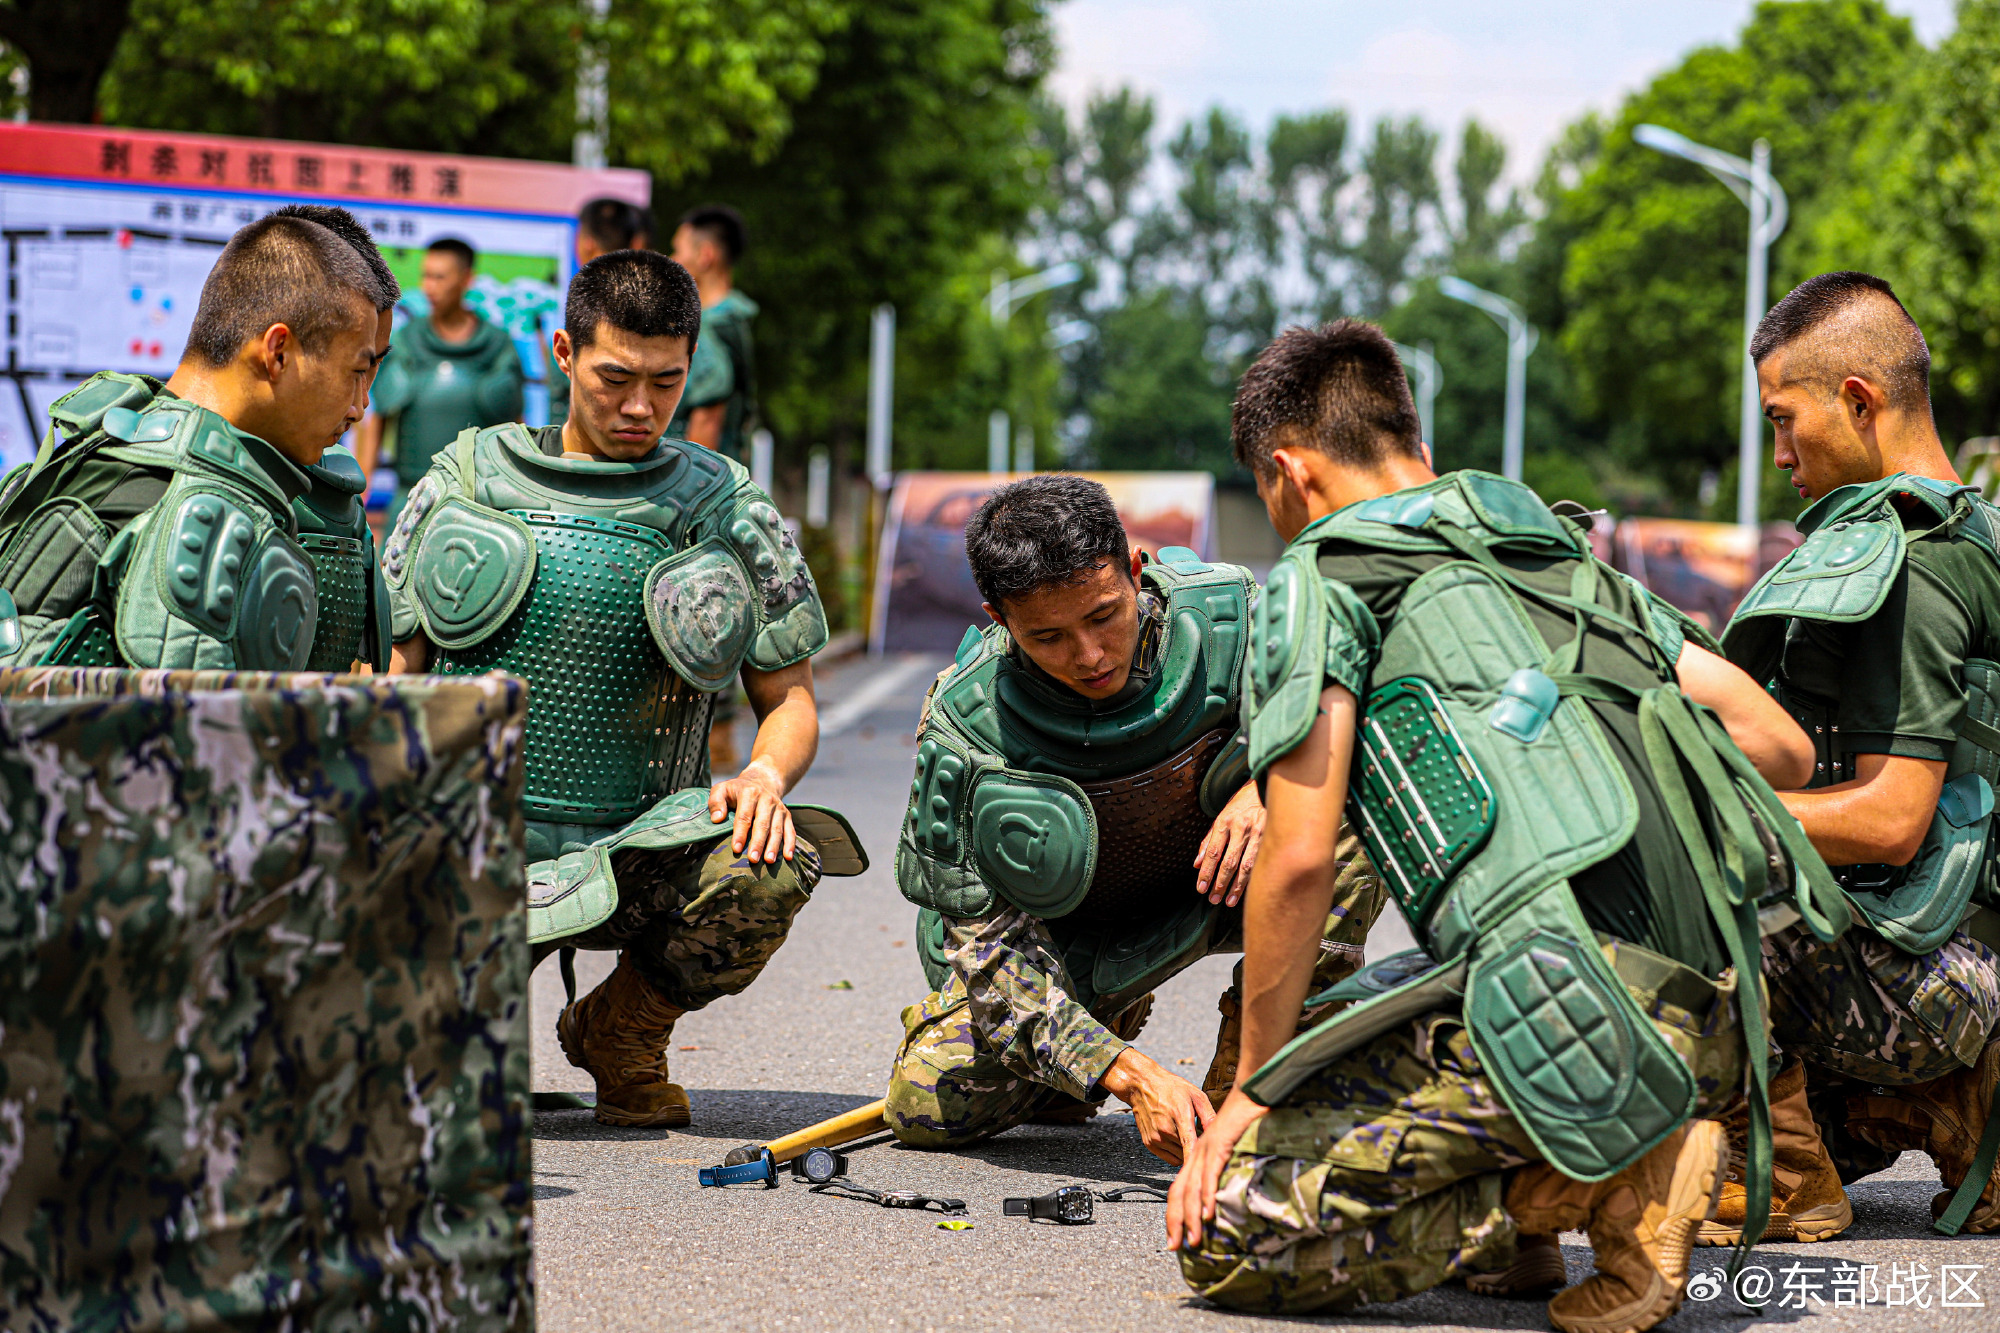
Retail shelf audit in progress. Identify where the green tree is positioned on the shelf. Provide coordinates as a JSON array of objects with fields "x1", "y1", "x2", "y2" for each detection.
[
  {"x1": 0, "y1": 0, "x2": 131, "y2": 122},
  {"x1": 1352, "y1": 116, "x2": 1440, "y2": 313},
  {"x1": 1544, "y1": 0, "x2": 1915, "y2": 495},
  {"x1": 1079, "y1": 290, "x2": 1234, "y2": 471},
  {"x1": 95, "y1": 0, "x2": 845, "y2": 183},
  {"x1": 1450, "y1": 118, "x2": 1525, "y2": 265},
  {"x1": 1266, "y1": 108, "x2": 1351, "y2": 318},
  {"x1": 656, "y1": 0, "x2": 1056, "y2": 468},
  {"x1": 1811, "y1": 0, "x2": 2000, "y2": 441}
]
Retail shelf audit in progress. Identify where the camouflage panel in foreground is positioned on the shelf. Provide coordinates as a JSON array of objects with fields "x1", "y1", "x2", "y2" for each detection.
[{"x1": 0, "y1": 666, "x2": 532, "y2": 1332}]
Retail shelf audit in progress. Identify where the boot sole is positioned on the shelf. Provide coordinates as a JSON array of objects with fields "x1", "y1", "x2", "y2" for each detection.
[
  {"x1": 1548, "y1": 1121, "x2": 1726, "y2": 1333},
  {"x1": 1695, "y1": 1194, "x2": 1853, "y2": 1246},
  {"x1": 595, "y1": 1102, "x2": 692, "y2": 1129}
]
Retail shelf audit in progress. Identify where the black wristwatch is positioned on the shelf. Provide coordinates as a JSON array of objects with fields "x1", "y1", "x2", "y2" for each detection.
[
  {"x1": 790, "y1": 1146, "x2": 849, "y2": 1185},
  {"x1": 1003, "y1": 1185, "x2": 1094, "y2": 1224}
]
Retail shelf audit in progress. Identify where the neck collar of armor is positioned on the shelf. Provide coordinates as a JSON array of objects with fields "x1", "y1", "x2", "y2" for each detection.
[
  {"x1": 503, "y1": 423, "x2": 683, "y2": 478},
  {"x1": 304, "y1": 447, "x2": 367, "y2": 497},
  {"x1": 1003, "y1": 588, "x2": 1167, "y2": 716},
  {"x1": 1795, "y1": 471, "x2": 1981, "y2": 537}
]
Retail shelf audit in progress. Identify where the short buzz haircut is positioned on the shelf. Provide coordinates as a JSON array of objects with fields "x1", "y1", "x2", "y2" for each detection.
[
  {"x1": 678, "y1": 204, "x2": 746, "y2": 266},
  {"x1": 564, "y1": 250, "x2": 701, "y2": 350},
  {"x1": 1232, "y1": 319, "x2": 1423, "y2": 478},
  {"x1": 182, "y1": 214, "x2": 377, "y2": 368},
  {"x1": 271, "y1": 203, "x2": 400, "y2": 310},
  {"x1": 427, "y1": 236, "x2": 476, "y2": 271},
  {"x1": 964, "y1": 474, "x2": 1130, "y2": 610},
  {"x1": 579, "y1": 197, "x2": 651, "y2": 253},
  {"x1": 1750, "y1": 271, "x2": 1932, "y2": 413}
]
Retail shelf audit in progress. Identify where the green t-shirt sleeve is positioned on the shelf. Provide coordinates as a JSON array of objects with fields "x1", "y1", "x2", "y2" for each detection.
[
  {"x1": 1833, "y1": 552, "x2": 1974, "y2": 761},
  {"x1": 682, "y1": 334, "x2": 734, "y2": 409}
]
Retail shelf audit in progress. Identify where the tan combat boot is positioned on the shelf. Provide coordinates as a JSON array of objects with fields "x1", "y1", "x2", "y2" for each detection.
[
  {"x1": 1202, "y1": 984, "x2": 1339, "y2": 1106},
  {"x1": 1502, "y1": 1120, "x2": 1726, "y2": 1333},
  {"x1": 1030, "y1": 993, "x2": 1155, "y2": 1125},
  {"x1": 1696, "y1": 1060, "x2": 1852, "y2": 1245},
  {"x1": 556, "y1": 953, "x2": 692, "y2": 1128},
  {"x1": 1848, "y1": 1036, "x2": 2000, "y2": 1233}
]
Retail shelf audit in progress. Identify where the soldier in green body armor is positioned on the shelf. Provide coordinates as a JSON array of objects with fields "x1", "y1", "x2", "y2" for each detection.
[
  {"x1": 1167, "y1": 321, "x2": 1836, "y2": 1332},
  {"x1": 1712, "y1": 272, "x2": 2000, "y2": 1242},
  {"x1": 888, "y1": 475, "x2": 1386, "y2": 1163},
  {"x1": 271, "y1": 204, "x2": 401, "y2": 671},
  {"x1": 0, "y1": 212, "x2": 392, "y2": 671},
  {"x1": 386, "y1": 250, "x2": 865, "y2": 1128}
]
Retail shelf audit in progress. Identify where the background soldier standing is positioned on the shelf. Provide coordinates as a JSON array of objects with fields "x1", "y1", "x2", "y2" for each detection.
[
  {"x1": 0, "y1": 213, "x2": 388, "y2": 671},
  {"x1": 548, "y1": 198, "x2": 654, "y2": 430},
  {"x1": 359, "y1": 236, "x2": 525, "y2": 523},
  {"x1": 1718, "y1": 271, "x2": 2000, "y2": 1241},
  {"x1": 1167, "y1": 321, "x2": 1834, "y2": 1332},
  {"x1": 386, "y1": 251, "x2": 863, "y2": 1128},
  {"x1": 667, "y1": 205, "x2": 757, "y2": 461},
  {"x1": 888, "y1": 474, "x2": 1385, "y2": 1162}
]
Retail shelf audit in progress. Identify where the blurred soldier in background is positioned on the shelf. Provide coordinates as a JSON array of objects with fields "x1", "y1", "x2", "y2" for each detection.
[
  {"x1": 668, "y1": 205, "x2": 757, "y2": 460},
  {"x1": 0, "y1": 213, "x2": 388, "y2": 669},
  {"x1": 357, "y1": 236, "x2": 524, "y2": 522},
  {"x1": 549, "y1": 198, "x2": 654, "y2": 429}
]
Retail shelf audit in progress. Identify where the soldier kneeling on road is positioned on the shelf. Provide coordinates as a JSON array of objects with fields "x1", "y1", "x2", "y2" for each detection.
[{"x1": 886, "y1": 473, "x2": 1386, "y2": 1164}]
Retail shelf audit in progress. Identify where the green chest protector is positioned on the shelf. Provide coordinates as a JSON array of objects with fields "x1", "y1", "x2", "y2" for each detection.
[
  {"x1": 900, "y1": 550, "x2": 1254, "y2": 1010},
  {"x1": 292, "y1": 448, "x2": 390, "y2": 673},
  {"x1": 1239, "y1": 473, "x2": 1848, "y2": 1265},
  {"x1": 384, "y1": 424, "x2": 829, "y2": 827},
  {"x1": 1724, "y1": 474, "x2": 2000, "y2": 954},
  {"x1": 0, "y1": 372, "x2": 319, "y2": 671}
]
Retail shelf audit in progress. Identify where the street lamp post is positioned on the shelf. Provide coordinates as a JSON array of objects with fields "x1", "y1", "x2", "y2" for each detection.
[
  {"x1": 987, "y1": 263, "x2": 1082, "y2": 473},
  {"x1": 1391, "y1": 340, "x2": 1441, "y2": 456},
  {"x1": 1634, "y1": 124, "x2": 1789, "y2": 529},
  {"x1": 1441, "y1": 277, "x2": 1537, "y2": 482}
]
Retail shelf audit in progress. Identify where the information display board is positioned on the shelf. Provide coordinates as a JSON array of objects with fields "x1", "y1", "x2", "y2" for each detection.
[{"x1": 0, "y1": 122, "x2": 650, "y2": 473}]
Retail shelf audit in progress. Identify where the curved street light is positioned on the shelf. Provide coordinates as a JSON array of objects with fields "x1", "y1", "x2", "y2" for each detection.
[
  {"x1": 987, "y1": 263, "x2": 1084, "y2": 471},
  {"x1": 1391, "y1": 340, "x2": 1441, "y2": 459},
  {"x1": 1441, "y1": 276, "x2": 1537, "y2": 482},
  {"x1": 1634, "y1": 124, "x2": 1788, "y2": 528}
]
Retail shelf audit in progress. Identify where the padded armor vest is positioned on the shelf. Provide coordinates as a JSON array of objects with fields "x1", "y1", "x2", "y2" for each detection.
[
  {"x1": 1240, "y1": 474, "x2": 1845, "y2": 1217},
  {"x1": 899, "y1": 550, "x2": 1253, "y2": 1009},
  {"x1": 293, "y1": 448, "x2": 389, "y2": 673},
  {"x1": 383, "y1": 424, "x2": 828, "y2": 827},
  {"x1": 1723, "y1": 474, "x2": 2000, "y2": 953},
  {"x1": 0, "y1": 372, "x2": 319, "y2": 671}
]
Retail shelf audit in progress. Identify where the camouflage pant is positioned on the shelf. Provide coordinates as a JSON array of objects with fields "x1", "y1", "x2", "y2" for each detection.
[
  {"x1": 548, "y1": 832, "x2": 820, "y2": 1013},
  {"x1": 1764, "y1": 922, "x2": 2000, "y2": 1086},
  {"x1": 888, "y1": 874, "x2": 1383, "y2": 1147},
  {"x1": 1179, "y1": 1014, "x2": 1535, "y2": 1314}
]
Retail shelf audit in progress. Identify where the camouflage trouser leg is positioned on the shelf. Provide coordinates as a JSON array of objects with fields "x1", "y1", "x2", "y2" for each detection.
[
  {"x1": 1764, "y1": 922, "x2": 2000, "y2": 1086},
  {"x1": 562, "y1": 834, "x2": 821, "y2": 1012},
  {"x1": 1180, "y1": 1014, "x2": 1537, "y2": 1314},
  {"x1": 887, "y1": 986, "x2": 1152, "y2": 1146}
]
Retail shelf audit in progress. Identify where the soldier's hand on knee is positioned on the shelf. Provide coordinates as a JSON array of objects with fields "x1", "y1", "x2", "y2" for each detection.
[
  {"x1": 1165, "y1": 1088, "x2": 1266, "y2": 1250},
  {"x1": 1195, "y1": 781, "x2": 1265, "y2": 907},
  {"x1": 707, "y1": 763, "x2": 797, "y2": 864}
]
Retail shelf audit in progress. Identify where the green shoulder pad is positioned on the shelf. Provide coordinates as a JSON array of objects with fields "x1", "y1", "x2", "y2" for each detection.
[
  {"x1": 47, "y1": 373, "x2": 156, "y2": 441},
  {"x1": 1144, "y1": 552, "x2": 1254, "y2": 709},
  {"x1": 643, "y1": 539, "x2": 755, "y2": 691},
  {"x1": 405, "y1": 496, "x2": 537, "y2": 650},
  {"x1": 380, "y1": 473, "x2": 448, "y2": 592},
  {"x1": 897, "y1": 728, "x2": 993, "y2": 915},
  {"x1": 713, "y1": 490, "x2": 828, "y2": 670},
  {"x1": 149, "y1": 488, "x2": 261, "y2": 639},
  {"x1": 1727, "y1": 507, "x2": 1905, "y2": 633},
  {"x1": 1245, "y1": 549, "x2": 1379, "y2": 776}
]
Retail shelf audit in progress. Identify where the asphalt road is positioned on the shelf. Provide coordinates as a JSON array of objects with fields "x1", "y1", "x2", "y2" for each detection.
[{"x1": 530, "y1": 653, "x2": 1996, "y2": 1332}]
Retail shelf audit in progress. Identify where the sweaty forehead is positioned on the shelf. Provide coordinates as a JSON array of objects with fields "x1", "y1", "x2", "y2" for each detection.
[
  {"x1": 1001, "y1": 561, "x2": 1126, "y2": 630},
  {"x1": 579, "y1": 325, "x2": 690, "y2": 374}
]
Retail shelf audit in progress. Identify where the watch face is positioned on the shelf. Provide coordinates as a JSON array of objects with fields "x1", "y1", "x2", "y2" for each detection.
[
  {"x1": 1054, "y1": 1186, "x2": 1094, "y2": 1224},
  {"x1": 800, "y1": 1147, "x2": 841, "y2": 1184}
]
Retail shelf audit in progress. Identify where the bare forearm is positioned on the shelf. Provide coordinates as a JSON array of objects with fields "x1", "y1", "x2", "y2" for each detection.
[
  {"x1": 1777, "y1": 752, "x2": 1944, "y2": 866},
  {"x1": 1236, "y1": 858, "x2": 1339, "y2": 1082},
  {"x1": 740, "y1": 663, "x2": 818, "y2": 790}
]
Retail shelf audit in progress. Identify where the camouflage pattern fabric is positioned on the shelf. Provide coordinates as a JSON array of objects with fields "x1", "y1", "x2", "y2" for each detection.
[
  {"x1": 1179, "y1": 1015, "x2": 1535, "y2": 1314},
  {"x1": 1764, "y1": 920, "x2": 2000, "y2": 1085},
  {"x1": 0, "y1": 666, "x2": 531, "y2": 1332},
  {"x1": 554, "y1": 834, "x2": 820, "y2": 1013},
  {"x1": 887, "y1": 862, "x2": 1383, "y2": 1147},
  {"x1": 1179, "y1": 965, "x2": 1747, "y2": 1315}
]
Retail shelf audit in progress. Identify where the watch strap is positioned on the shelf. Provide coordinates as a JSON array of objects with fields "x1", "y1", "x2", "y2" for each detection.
[{"x1": 698, "y1": 1151, "x2": 777, "y2": 1188}]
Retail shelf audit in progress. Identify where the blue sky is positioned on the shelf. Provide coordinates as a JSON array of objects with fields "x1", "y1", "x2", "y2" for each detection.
[{"x1": 1048, "y1": 1, "x2": 1956, "y2": 182}]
